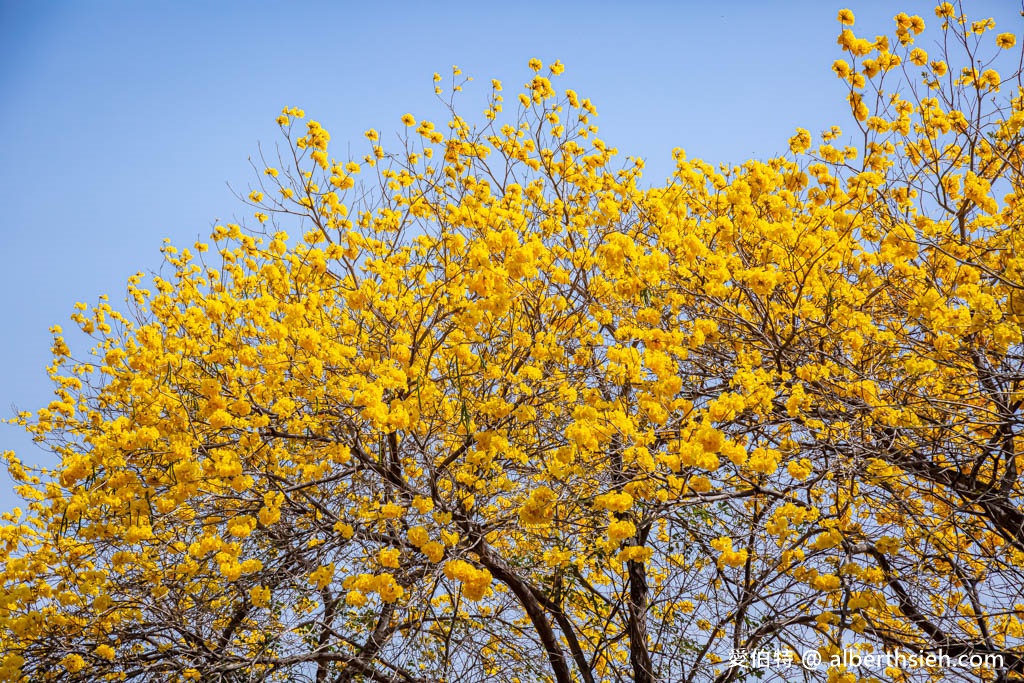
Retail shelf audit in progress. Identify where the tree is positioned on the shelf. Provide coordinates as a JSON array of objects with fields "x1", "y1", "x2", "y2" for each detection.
[{"x1": 3, "y1": 5, "x2": 1024, "y2": 682}]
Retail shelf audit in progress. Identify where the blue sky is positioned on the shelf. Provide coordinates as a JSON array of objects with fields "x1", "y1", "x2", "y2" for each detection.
[{"x1": 1, "y1": 0, "x2": 1020, "y2": 510}]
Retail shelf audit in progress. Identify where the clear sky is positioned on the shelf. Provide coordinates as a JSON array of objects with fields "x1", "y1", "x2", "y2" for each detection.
[{"x1": 1, "y1": 0, "x2": 1020, "y2": 510}]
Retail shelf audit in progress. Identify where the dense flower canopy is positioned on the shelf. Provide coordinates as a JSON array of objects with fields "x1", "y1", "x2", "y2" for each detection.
[{"x1": 3, "y1": 4, "x2": 1024, "y2": 682}]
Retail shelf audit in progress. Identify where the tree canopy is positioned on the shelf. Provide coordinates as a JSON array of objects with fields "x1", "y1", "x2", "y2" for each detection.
[{"x1": 3, "y1": 4, "x2": 1024, "y2": 682}]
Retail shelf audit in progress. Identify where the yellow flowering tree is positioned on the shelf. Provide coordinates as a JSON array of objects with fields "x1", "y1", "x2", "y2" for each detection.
[{"x1": 3, "y1": 5, "x2": 1024, "y2": 682}]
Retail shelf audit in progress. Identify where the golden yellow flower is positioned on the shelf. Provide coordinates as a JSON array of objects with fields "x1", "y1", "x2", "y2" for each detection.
[
  {"x1": 61, "y1": 654, "x2": 86, "y2": 673},
  {"x1": 249, "y1": 585, "x2": 271, "y2": 607},
  {"x1": 346, "y1": 589, "x2": 367, "y2": 607},
  {"x1": 378, "y1": 548, "x2": 401, "y2": 568},
  {"x1": 788, "y1": 128, "x2": 812, "y2": 155},
  {"x1": 981, "y1": 69, "x2": 1001, "y2": 90}
]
